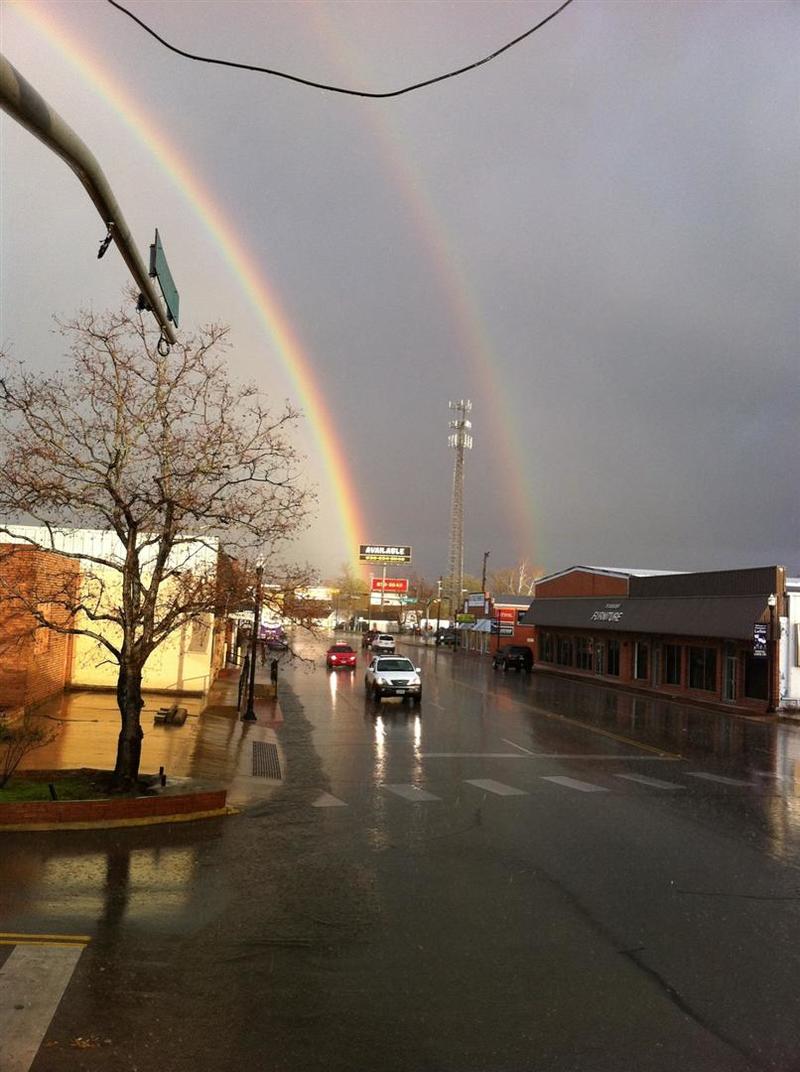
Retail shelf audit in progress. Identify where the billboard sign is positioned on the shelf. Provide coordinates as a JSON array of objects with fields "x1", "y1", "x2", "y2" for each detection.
[
  {"x1": 359, "y1": 544, "x2": 412, "y2": 563},
  {"x1": 371, "y1": 577, "x2": 409, "y2": 593},
  {"x1": 466, "y1": 592, "x2": 485, "y2": 608},
  {"x1": 753, "y1": 622, "x2": 768, "y2": 657}
]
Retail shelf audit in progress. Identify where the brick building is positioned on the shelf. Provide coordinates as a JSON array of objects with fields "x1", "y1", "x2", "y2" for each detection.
[
  {"x1": 0, "y1": 544, "x2": 78, "y2": 714},
  {"x1": 523, "y1": 565, "x2": 787, "y2": 715}
]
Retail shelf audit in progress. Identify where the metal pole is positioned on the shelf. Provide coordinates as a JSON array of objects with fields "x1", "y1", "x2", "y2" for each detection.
[
  {"x1": 0, "y1": 53, "x2": 177, "y2": 345},
  {"x1": 242, "y1": 565, "x2": 263, "y2": 721},
  {"x1": 481, "y1": 550, "x2": 490, "y2": 594}
]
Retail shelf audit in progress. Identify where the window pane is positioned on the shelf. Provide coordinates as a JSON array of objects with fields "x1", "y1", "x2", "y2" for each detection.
[
  {"x1": 634, "y1": 642, "x2": 648, "y2": 679},
  {"x1": 665, "y1": 644, "x2": 681, "y2": 686}
]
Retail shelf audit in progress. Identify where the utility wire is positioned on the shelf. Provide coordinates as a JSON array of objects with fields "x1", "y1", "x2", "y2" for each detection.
[{"x1": 106, "y1": 0, "x2": 574, "y2": 99}]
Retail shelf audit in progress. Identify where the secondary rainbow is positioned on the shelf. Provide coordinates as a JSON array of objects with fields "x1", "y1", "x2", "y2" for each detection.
[
  {"x1": 9, "y1": 0, "x2": 368, "y2": 566},
  {"x1": 310, "y1": 6, "x2": 541, "y2": 562}
]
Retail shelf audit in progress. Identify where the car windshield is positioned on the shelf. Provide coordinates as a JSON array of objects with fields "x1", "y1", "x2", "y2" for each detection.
[
  {"x1": 376, "y1": 658, "x2": 414, "y2": 672},
  {"x1": 330, "y1": 645, "x2": 353, "y2": 653},
  {"x1": 378, "y1": 635, "x2": 393, "y2": 641}
]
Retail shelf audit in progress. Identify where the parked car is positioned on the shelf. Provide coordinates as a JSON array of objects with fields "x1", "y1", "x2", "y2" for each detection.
[
  {"x1": 365, "y1": 656, "x2": 422, "y2": 704},
  {"x1": 492, "y1": 645, "x2": 533, "y2": 673},
  {"x1": 435, "y1": 630, "x2": 458, "y2": 647},
  {"x1": 370, "y1": 633, "x2": 396, "y2": 654},
  {"x1": 326, "y1": 643, "x2": 356, "y2": 670}
]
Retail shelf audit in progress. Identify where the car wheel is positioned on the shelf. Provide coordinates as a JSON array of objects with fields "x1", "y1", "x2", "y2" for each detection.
[{"x1": 372, "y1": 686, "x2": 382, "y2": 703}]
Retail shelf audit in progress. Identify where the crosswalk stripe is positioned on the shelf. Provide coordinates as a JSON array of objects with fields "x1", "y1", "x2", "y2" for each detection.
[
  {"x1": 0, "y1": 944, "x2": 83, "y2": 1072},
  {"x1": 311, "y1": 792, "x2": 348, "y2": 808},
  {"x1": 542, "y1": 776, "x2": 608, "y2": 794},
  {"x1": 464, "y1": 779, "x2": 528, "y2": 797},
  {"x1": 384, "y1": 784, "x2": 440, "y2": 803},
  {"x1": 687, "y1": 772, "x2": 753, "y2": 787},
  {"x1": 615, "y1": 773, "x2": 685, "y2": 790}
]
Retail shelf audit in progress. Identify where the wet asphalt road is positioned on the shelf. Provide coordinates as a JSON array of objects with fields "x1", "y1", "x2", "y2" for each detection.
[{"x1": 4, "y1": 637, "x2": 800, "y2": 1072}]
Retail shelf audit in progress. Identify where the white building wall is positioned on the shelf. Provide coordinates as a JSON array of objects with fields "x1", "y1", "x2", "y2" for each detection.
[{"x1": 782, "y1": 581, "x2": 800, "y2": 712}]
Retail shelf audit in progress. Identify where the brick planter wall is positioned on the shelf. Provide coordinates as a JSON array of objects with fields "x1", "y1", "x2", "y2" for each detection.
[{"x1": 0, "y1": 787, "x2": 227, "y2": 828}]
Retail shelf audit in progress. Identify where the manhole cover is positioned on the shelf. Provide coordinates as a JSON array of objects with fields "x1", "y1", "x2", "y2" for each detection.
[{"x1": 252, "y1": 741, "x2": 281, "y2": 779}]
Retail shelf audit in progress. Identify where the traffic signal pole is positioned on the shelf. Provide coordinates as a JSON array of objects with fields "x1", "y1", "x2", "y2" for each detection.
[{"x1": 0, "y1": 53, "x2": 177, "y2": 346}]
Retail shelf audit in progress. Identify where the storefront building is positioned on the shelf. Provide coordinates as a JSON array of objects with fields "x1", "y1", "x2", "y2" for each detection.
[
  {"x1": 523, "y1": 565, "x2": 787, "y2": 716},
  {"x1": 458, "y1": 594, "x2": 535, "y2": 656}
]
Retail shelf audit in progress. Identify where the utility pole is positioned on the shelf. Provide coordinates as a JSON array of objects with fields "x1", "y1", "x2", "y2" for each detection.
[
  {"x1": 242, "y1": 564, "x2": 263, "y2": 722},
  {"x1": 446, "y1": 400, "x2": 472, "y2": 623},
  {"x1": 0, "y1": 54, "x2": 177, "y2": 346},
  {"x1": 481, "y1": 550, "x2": 490, "y2": 595}
]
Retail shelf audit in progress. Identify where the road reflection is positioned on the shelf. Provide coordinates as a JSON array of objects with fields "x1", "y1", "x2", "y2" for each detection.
[{"x1": 0, "y1": 825, "x2": 225, "y2": 939}]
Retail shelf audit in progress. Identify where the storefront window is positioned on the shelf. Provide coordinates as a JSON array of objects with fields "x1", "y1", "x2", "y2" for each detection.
[
  {"x1": 688, "y1": 646, "x2": 717, "y2": 692},
  {"x1": 607, "y1": 639, "x2": 620, "y2": 677},
  {"x1": 540, "y1": 632, "x2": 555, "y2": 664},
  {"x1": 557, "y1": 636, "x2": 573, "y2": 666},
  {"x1": 664, "y1": 644, "x2": 682, "y2": 686},
  {"x1": 575, "y1": 636, "x2": 592, "y2": 671},
  {"x1": 744, "y1": 655, "x2": 768, "y2": 700},
  {"x1": 634, "y1": 642, "x2": 649, "y2": 680}
]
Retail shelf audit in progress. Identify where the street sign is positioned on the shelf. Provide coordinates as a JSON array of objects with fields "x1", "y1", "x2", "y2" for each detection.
[
  {"x1": 456, "y1": 613, "x2": 476, "y2": 623},
  {"x1": 492, "y1": 619, "x2": 514, "y2": 637},
  {"x1": 753, "y1": 622, "x2": 768, "y2": 657},
  {"x1": 371, "y1": 577, "x2": 409, "y2": 593},
  {"x1": 359, "y1": 544, "x2": 412, "y2": 563},
  {"x1": 149, "y1": 229, "x2": 180, "y2": 327},
  {"x1": 466, "y1": 593, "x2": 485, "y2": 608}
]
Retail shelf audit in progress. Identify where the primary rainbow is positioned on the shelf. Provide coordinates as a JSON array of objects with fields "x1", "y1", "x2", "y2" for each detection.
[{"x1": 9, "y1": 0, "x2": 369, "y2": 568}]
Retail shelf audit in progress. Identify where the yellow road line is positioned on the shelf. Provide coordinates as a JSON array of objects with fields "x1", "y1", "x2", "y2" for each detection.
[
  {"x1": 0, "y1": 932, "x2": 91, "y2": 945},
  {"x1": 454, "y1": 678, "x2": 682, "y2": 760}
]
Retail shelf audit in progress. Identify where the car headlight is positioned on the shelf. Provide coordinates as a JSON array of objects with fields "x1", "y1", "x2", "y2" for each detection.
[
  {"x1": 376, "y1": 676, "x2": 387, "y2": 686},
  {"x1": 410, "y1": 676, "x2": 420, "y2": 685}
]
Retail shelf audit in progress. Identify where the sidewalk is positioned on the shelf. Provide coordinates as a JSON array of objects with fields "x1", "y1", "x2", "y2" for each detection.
[{"x1": 16, "y1": 664, "x2": 286, "y2": 809}]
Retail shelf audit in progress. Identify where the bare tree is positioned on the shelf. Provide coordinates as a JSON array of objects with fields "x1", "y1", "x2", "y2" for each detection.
[
  {"x1": 489, "y1": 560, "x2": 542, "y2": 597},
  {"x1": 0, "y1": 302, "x2": 314, "y2": 786}
]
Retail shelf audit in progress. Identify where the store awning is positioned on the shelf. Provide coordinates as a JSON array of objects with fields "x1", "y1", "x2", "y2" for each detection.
[{"x1": 522, "y1": 595, "x2": 770, "y2": 640}]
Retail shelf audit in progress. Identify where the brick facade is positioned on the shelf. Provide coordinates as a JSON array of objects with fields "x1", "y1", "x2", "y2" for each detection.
[{"x1": 0, "y1": 545, "x2": 78, "y2": 713}]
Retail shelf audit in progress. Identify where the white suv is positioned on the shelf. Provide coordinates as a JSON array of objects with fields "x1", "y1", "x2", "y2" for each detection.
[
  {"x1": 370, "y1": 633, "x2": 395, "y2": 654},
  {"x1": 365, "y1": 656, "x2": 422, "y2": 705}
]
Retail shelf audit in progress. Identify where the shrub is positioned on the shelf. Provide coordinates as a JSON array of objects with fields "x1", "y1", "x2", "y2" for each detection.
[{"x1": 0, "y1": 715, "x2": 57, "y2": 788}]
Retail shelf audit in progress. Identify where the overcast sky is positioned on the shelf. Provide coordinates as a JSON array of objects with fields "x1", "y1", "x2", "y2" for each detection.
[{"x1": 1, "y1": 0, "x2": 798, "y2": 582}]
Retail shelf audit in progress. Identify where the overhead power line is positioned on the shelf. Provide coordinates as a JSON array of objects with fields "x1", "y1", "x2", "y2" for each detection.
[{"x1": 107, "y1": 0, "x2": 574, "y2": 99}]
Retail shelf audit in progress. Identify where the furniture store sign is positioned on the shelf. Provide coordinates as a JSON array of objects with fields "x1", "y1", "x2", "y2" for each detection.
[{"x1": 591, "y1": 603, "x2": 624, "y2": 623}]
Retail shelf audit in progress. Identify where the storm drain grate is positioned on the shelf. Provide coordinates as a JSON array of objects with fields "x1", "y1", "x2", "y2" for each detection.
[{"x1": 252, "y1": 741, "x2": 282, "y2": 779}]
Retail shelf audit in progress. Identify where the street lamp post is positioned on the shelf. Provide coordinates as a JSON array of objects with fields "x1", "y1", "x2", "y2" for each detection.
[
  {"x1": 768, "y1": 593, "x2": 778, "y2": 713},
  {"x1": 242, "y1": 564, "x2": 263, "y2": 721}
]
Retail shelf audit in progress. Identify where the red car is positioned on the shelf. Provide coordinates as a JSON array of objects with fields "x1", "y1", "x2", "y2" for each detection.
[{"x1": 326, "y1": 643, "x2": 357, "y2": 670}]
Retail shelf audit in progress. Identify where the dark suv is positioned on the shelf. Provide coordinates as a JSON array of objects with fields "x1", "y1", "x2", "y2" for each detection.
[{"x1": 492, "y1": 645, "x2": 533, "y2": 673}]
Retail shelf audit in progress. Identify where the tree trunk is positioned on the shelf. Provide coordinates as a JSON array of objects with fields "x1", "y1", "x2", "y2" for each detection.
[{"x1": 114, "y1": 661, "x2": 144, "y2": 787}]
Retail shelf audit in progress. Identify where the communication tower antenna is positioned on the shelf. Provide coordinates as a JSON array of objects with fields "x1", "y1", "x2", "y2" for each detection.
[{"x1": 446, "y1": 399, "x2": 472, "y2": 621}]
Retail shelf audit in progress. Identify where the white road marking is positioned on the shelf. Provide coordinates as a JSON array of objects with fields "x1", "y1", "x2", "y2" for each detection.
[
  {"x1": 0, "y1": 944, "x2": 83, "y2": 1072},
  {"x1": 465, "y1": 779, "x2": 528, "y2": 797},
  {"x1": 501, "y1": 738, "x2": 538, "y2": 755},
  {"x1": 311, "y1": 792, "x2": 348, "y2": 808},
  {"x1": 615, "y1": 773, "x2": 686, "y2": 790},
  {"x1": 542, "y1": 776, "x2": 608, "y2": 794},
  {"x1": 687, "y1": 772, "x2": 754, "y2": 787},
  {"x1": 384, "y1": 784, "x2": 441, "y2": 802}
]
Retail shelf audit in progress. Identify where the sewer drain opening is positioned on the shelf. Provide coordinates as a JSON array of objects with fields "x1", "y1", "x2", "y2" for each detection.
[{"x1": 252, "y1": 741, "x2": 282, "y2": 779}]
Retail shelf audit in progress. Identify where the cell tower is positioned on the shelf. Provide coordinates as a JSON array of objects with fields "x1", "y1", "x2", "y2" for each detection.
[{"x1": 446, "y1": 399, "x2": 472, "y2": 620}]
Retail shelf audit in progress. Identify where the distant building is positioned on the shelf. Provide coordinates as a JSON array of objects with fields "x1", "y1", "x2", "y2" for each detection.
[{"x1": 523, "y1": 565, "x2": 788, "y2": 715}]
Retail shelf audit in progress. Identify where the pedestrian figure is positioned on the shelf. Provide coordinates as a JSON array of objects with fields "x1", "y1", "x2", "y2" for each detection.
[{"x1": 270, "y1": 658, "x2": 279, "y2": 690}]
